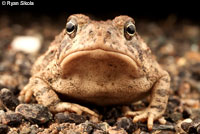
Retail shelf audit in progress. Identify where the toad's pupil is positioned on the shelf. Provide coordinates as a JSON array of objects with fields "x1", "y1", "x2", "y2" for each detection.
[
  {"x1": 66, "y1": 22, "x2": 75, "y2": 33},
  {"x1": 127, "y1": 25, "x2": 135, "y2": 35}
]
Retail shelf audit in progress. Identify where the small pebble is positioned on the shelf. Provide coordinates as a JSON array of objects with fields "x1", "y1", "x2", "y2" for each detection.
[
  {"x1": 41, "y1": 123, "x2": 84, "y2": 134},
  {"x1": 15, "y1": 104, "x2": 52, "y2": 124},
  {"x1": 20, "y1": 125, "x2": 31, "y2": 134},
  {"x1": 152, "y1": 124, "x2": 175, "y2": 131},
  {"x1": 103, "y1": 107, "x2": 122, "y2": 125},
  {"x1": 19, "y1": 124, "x2": 42, "y2": 134},
  {"x1": 0, "y1": 124, "x2": 9, "y2": 133},
  {"x1": 81, "y1": 120, "x2": 97, "y2": 133},
  {"x1": 97, "y1": 122, "x2": 110, "y2": 131},
  {"x1": 180, "y1": 119, "x2": 193, "y2": 132},
  {"x1": 11, "y1": 36, "x2": 42, "y2": 54},
  {"x1": 168, "y1": 112, "x2": 183, "y2": 123},
  {"x1": 116, "y1": 117, "x2": 137, "y2": 133},
  {"x1": 175, "y1": 119, "x2": 191, "y2": 133},
  {"x1": 29, "y1": 124, "x2": 42, "y2": 134},
  {"x1": 54, "y1": 112, "x2": 86, "y2": 124},
  {"x1": 0, "y1": 111, "x2": 24, "y2": 126},
  {"x1": 176, "y1": 118, "x2": 200, "y2": 133},
  {"x1": 0, "y1": 88, "x2": 19, "y2": 111},
  {"x1": 81, "y1": 121, "x2": 127, "y2": 134}
]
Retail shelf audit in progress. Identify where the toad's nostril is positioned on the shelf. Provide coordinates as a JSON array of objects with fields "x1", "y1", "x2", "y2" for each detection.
[
  {"x1": 89, "y1": 30, "x2": 93, "y2": 34},
  {"x1": 104, "y1": 30, "x2": 112, "y2": 44},
  {"x1": 105, "y1": 31, "x2": 111, "y2": 38},
  {"x1": 106, "y1": 30, "x2": 111, "y2": 36},
  {"x1": 89, "y1": 30, "x2": 94, "y2": 37}
]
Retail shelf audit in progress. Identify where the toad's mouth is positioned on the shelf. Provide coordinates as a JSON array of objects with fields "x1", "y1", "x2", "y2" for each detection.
[{"x1": 60, "y1": 49, "x2": 140, "y2": 78}]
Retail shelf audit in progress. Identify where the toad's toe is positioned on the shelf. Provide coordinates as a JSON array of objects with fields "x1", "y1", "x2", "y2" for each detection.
[
  {"x1": 124, "y1": 108, "x2": 166, "y2": 131},
  {"x1": 19, "y1": 85, "x2": 33, "y2": 103},
  {"x1": 50, "y1": 102, "x2": 99, "y2": 122}
]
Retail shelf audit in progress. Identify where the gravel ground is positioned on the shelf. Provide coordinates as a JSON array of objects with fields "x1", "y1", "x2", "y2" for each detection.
[{"x1": 0, "y1": 14, "x2": 200, "y2": 134}]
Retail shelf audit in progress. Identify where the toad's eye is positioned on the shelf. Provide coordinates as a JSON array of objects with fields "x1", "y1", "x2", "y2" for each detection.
[
  {"x1": 124, "y1": 21, "x2": 136, "y2": 40},
  {"x1": 66, "y1": 19, "x2": 77, "y2": 38}
]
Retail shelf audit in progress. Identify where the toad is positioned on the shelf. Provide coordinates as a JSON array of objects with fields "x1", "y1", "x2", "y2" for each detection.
[{"x1": 19, "y1": 14, "x2": 170, "y2": 130}]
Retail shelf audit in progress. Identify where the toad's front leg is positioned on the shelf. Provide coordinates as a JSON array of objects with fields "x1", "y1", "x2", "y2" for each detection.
[
  {"x1": 125, "y1": 71, "x2": 170, "y2": 130},
  {"x1": 19, "y1": 77, "x2": 99, "y2": 118}
]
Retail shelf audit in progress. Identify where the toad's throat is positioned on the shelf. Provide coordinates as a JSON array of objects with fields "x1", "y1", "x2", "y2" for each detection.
[{"x1": 60, "y1": 49, "x2": 139, "y2": 78}]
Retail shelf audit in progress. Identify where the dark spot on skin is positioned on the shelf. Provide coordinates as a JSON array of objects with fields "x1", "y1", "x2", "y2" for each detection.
[
  {"x1": 96, "y1": 25, "x2": 100, "y2": 30},
  {"x1": 156, "y1": 89, "x2": 168, "y2": 97},
  {"x1": 147, "y1": 112, "x2": 156, "y2": 117},
  {"x1": 47, "y1": 78, "x2": 53, "y2": 83},
  {"x1": 161, "y1": 77, "x2": 170, "y2": 83},
  {"x1": 89, "y1": 30, "x2": 94, "y2": 38},
  {"x1": 34, "y1": 79, "x2": 39, "y2": 84},
  {"x1": 65, "y1": 43, "x2": 72, "y2": 51},
  {"x1": 138, "y1": 49, "x2": 143, "y2": 62},
  {"x1": 108, "y1": 63, "x2": 113, "y2": 66},
  {"x1": 73, "y1": 40, "x2": 76, "y2": 44},
  {"x1": 146, "y1": 75, "x2": 151, "y2": 81},
  {"x1": 128, "y1": 86, "x2": 132, "y2": 89},
  {"x1": 34, "y1": 92, "x2": 40, "y2": 97},
  {"x1": 155, "y1": 98, "x2": 162, "y2": 103},
  {"x1": 60, "y1": 39, "x2": 68, "y2": 50},
  {"x1": 127, "y1": 45, "x2": 134, "y2": 54},
  {"x1": 116, "y1": 32, "x2": 120, "y2": 38},
  {"x1": 44, "y1": 49, "x2": 57, "y2": 61},
  {"x1": 142, "y1": 65, "x2": 147, "y2": 73},
  {"x1": 35, "y1": 87, "x2": 49, "y2": 96},
  {"x1": 154, "y1": 68, "x2": 159, "y2": 74},
  {"x1": 89, "y1": 30, "x2": 93, "y2": 34},
  {"x1": 144, "y1": 47, "x2": 152, "y2": 56},
  {"x1": 107, "y1": 30, "x2": 111, "y2": 36},
  {"x1": 133, "y1": 42, "x2": 144, "y2": 62},
  {"x1": 50, "y1": 50, "x2": 55, "y2": 55},
  {"x1": 155, "y1": 97, "x2": 166, "y2": 104},
  {"x1": 104, "y1": 31, "x2": 112, "y2": 44},
  {"x1": 150, "y1": 105, "x2": 164, "y2": 112}
]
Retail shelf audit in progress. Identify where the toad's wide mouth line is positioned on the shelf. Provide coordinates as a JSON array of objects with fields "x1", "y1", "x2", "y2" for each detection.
[{"x1": 59, "y1": 49, "x2": 139, "y2": 71}]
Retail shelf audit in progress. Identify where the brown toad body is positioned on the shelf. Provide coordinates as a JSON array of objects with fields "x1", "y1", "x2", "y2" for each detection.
[{"x1": 19, "y1": 14, "x2": 170, "y2": 130}]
